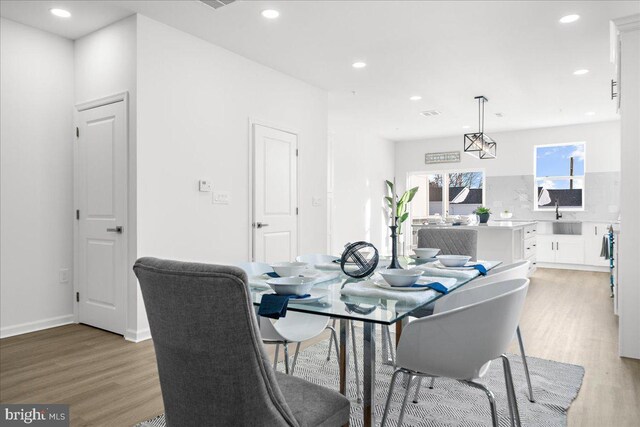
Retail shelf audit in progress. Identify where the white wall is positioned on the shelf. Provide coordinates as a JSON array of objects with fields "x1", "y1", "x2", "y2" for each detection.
[
  {"x1": 396, "y1": 121, "x2": 620, "y2": 178},
  {"x1": 136, "y1": 16, "x2": 328, "y2": 263},
  {"x1": 74, "y1": 15, "x2": 143, "y2": 341},
  {"x1": 395, "y1": 121, "x2": 621, "y2": 220},
  {"x1": 0, "y1": 18, "x2": 75, "y2": 337},
  {"x1": 328, "y1": 119, "x2": 396, "y2": 256},
  {"x1": 616, "y1": 16, "x2": 640, "y2": 359}
]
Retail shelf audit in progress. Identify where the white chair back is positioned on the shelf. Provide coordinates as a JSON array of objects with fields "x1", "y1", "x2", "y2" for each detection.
[
  {"x1": 236, "y1": 262, "x2": 329, "y2": 342},
  {"x1": 461, "y1": 260, "x2": 530, "y2": 290},
  {"x1": 295, "y1": 254, "x2": 339, "y2": 264},
  {"x1": 397, "y1": 278, "x2": 529, "y2": 380},
  {"x1": 235, "y1": 262, "x2": 273, "y2": 277}
]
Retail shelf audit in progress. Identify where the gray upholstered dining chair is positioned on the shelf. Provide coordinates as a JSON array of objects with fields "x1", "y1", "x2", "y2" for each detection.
[
  {"x1": 134, "y1": 257, "x2": 351, "y2": 427},
  {"x1": 417, "y1": 228, "x2": 478, "y2": 261}
]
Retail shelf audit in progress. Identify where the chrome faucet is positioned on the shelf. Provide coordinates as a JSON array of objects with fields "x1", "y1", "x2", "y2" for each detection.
[{"x1": 555, "y1": 200, "x2": 562, "y2": 220}]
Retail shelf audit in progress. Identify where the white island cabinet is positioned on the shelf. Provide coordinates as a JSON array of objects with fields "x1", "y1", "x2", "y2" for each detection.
[{"x1": 411, "y1": 221, "x2": 537, "y2": 276}]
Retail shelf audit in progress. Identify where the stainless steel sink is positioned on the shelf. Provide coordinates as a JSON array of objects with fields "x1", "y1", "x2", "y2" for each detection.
[{"x1": 552, "y1": 221, "x2": 582, "y2": 235}]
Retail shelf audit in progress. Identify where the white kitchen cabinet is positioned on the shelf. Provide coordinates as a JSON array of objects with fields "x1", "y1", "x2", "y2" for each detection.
[
  {"x1": 583, "y1": 222, "x2": 612, "y2": 267},
  {"x1": 536, "y1": 235, "x2": 585, "y2": 264},
  {"x1": 536, "y1": 235, "x2": 555, "y2": 262}
]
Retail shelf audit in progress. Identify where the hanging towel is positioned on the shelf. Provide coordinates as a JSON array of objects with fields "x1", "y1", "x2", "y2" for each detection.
[{"x1": 600, "y1": 235, "x2": 610, "y2": 259}]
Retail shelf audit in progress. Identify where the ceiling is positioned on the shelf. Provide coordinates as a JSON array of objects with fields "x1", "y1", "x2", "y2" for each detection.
[{"x1": 2, "y1": 0, "x2": 639, "y2": 141}]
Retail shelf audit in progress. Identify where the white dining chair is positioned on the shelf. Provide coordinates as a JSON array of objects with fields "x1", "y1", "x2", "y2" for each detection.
[
  {"x1": 381, "y1": 278, "x2": 529, "y2": 427},
  {"x1": 296, "y1": 253, "x2": 364, "y2": 402},
  {"x1": 415, "y1": 260, "x2": 535, "y2": 402},
  {"x1": 236, "y1": 262, "x2": 340, "y2": 376}
]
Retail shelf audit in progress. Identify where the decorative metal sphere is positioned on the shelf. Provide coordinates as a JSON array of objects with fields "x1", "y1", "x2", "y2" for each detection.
[{"x1": 340, "y1": 241, "x2": 379, "y2": 278}]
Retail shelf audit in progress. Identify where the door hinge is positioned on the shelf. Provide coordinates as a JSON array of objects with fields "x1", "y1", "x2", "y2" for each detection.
[
  {"x1": 296, "y1": 207, "x2": 299, "y2": 215},
  {"x1": 296, "y1": 149, "x2": 299, "y2": 157},
  {"x1": 76, "y1": 209, "x2": 80, "y2": 220},
  {"x1": 76, "y1": 127, "x2": 79, "y2": 138},
  {"x1": 76, "y1": 292, "x2": 79, "y2": 302}
]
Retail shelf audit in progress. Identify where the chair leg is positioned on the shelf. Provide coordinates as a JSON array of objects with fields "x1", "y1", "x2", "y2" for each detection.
[
  {"x1": 350, "y1": 320, "x2": 362, "y2": 403},
  {"x1": 283, "y1": 342, "x2": 290, "y2": 375},
  {"x1": 290, "y1": 342, "x2": 301, "y2": 375},
  {"x1": 384, "y1": 325, "x2": 396, "y2": 365},
  {"x1": 397, "y1": 374, "x2": 415, "y2": 427},
  {"x1": 381, "y1": 369, "x2": 403, "y2": 427},
  {"x1": 327, "y1": 318, "x2": 337, "y2": 361},
  {"x1": 273, "y1": 343, "x2": 280, "y2": 371},
  {"x1": 412, "y1": 377, "x2": 423, "y2": 403},
  {"x1": 326, "y1": 325, "x2": 340, "y2": 363},
  {"x1": 429, "y1": 377, "x2": 436, "y2": 389},
  {"x1": 517, "y1": 326, "x2": 535, "y2": 402},
  {"x1": 464, "y1": 380, "x2": 498, "y2": 427},
  {"x1": 502, "y1": 355, "x2": 522, "y2": 427}
]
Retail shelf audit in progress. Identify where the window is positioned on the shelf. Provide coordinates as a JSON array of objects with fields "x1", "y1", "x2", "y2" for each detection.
[
  {"x1": 409, "y1": 170, "x2": 485, "y2": 220},
  {"x1": 534, "y1": 142, "x2": 585, "y2": 210}
]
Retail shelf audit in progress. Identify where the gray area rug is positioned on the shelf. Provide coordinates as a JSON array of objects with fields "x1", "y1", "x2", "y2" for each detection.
[{"x1": 136, "y1": 329, "x2": 584, "y2": 426}]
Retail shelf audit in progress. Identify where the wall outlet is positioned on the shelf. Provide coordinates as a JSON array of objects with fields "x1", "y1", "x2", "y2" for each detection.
[
  {"x1": 59, "y1": 268, "x2": 69, "y2": 284},
  {"x1": 213, "y1": 191, "x2": 230, "y2": 205},
  {"x1": 312, "y1": 197, "x2": 322, "y2": 207},
  {"x1": 199, "y1": 179, "x2": 212, "y2": 192}
]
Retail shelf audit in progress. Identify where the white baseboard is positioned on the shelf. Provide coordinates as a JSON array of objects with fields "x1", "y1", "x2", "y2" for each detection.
[
  {"x1": 124, "y1": 328, "x2": 151, "y2": 343},
  {"x1": 536, "y1": 263, "x2": 610, "y2": 272},
  {"x1": 0, "y1": 314, "x2": 75, "y2": 339}
]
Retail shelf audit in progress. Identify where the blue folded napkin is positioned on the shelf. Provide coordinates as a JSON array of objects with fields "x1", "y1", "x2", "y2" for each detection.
[
  {"x1": 265, "y1": 272, "x2": 280, "y2": 278},
  {"x1": 409, "y1": 282, "x2": 449, "y2": 294},
  {"x1": 468, "y1": 264, "x2": 488, "y2": 276},
  {"x1": 258, "y1": 294, "x2": 311, "y2": 319}
]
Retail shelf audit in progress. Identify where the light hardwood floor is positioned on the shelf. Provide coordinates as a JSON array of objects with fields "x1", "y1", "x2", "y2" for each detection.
[{"x1": 1, "y1": 268, "x2": 638, "y2": 426}]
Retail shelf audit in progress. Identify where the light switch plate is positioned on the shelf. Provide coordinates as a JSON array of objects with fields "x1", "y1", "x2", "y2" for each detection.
[
  {"x1": 199, "y1": 180, "x2": 212, "y2": 192},
  {"x1": 312, "y1": 197, "x2": 322, "y2": 207},
  {"x1": 59, "y1": 268, "x2": 69, "y2": 284},
  {"x1": 213, "y1": 191, "x2": 230, "y2": 205}
]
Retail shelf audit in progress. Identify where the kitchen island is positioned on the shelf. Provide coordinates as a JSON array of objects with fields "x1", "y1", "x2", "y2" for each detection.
[{"x1": 411, "y1": 221, "x2": 538, "y2": 275}]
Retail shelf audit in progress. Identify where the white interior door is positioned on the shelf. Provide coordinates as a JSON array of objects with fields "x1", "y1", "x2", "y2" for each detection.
[
  {"x1": 76, "y1": 100, "x2": 127, "y2": 335},
  {"x1": 253, "y1": 124, "x2": 298, "y2": 263}
]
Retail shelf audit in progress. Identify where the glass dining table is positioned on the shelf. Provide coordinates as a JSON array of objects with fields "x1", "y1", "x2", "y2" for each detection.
[{"x1": 249, "y1": 258, "x2": 501, "y2": 427}]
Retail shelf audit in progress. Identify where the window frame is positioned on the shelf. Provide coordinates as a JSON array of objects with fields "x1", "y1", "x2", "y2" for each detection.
[
  {"x1": 533, "y1": 141, "x2": 586, "y2": 212},
  {"x1": 407, "y1": 168, "x2": 486, "y2": 218}
]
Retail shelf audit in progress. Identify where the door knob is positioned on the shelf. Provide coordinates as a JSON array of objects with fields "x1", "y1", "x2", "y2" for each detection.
[
  {"x1": 255, "y1": 222, "x2": 269, "y2": 229},
  {"x1": 107, "y1": 226, "x2": 123, "y2": 233}
]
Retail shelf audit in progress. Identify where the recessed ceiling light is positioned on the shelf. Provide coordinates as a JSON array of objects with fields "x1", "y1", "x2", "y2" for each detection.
[
  {"x1": 261, "y1": 9, "x2": 280, "y2": 19},
  {"x1": 409, "y1": 95, "x2": 422, "y2": 101},
  {"x1": 50, "y1": 8, "x2": 71, "y2": 18},
  {"x1": 573, "y1": 69, "x2": 589, "y2": 75},
  {"x1": 352, "y1": 61, "x2": 367, "y2": 69},
  {"x1": 559, "y1": 14, "x2": 580, "y2": 24},
  {"x1": 585, "y1": 111, "x2": 596, "y2": 116}
]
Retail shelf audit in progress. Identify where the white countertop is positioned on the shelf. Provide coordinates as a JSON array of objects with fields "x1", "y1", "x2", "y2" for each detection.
[
  {"x1": 493, "y1": 218, "x2": 619, "y2": 224},
  {"x1": 412, "y1": 221, "x2": 536, "y2": 230}
]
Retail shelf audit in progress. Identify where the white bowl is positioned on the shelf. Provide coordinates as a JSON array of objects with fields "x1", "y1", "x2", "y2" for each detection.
[
  {"x1": 436, "y1": 255, "x2": 472, "y2": 267},
  {"x1": 266, "y1": 276, "x2": 316, "y2": 296},
  {"x1": 413, "y1": 248, "x2": 440, "y2": 258},
  {"x1": 271, "y1": 262, "x2": 309, "y2": 277},
  {"x1": 500, "y1": 212, "x2": 513, "y2": 219},
  {"x1": 378, "y1": 269, "x2": 423, "y2": 287}
]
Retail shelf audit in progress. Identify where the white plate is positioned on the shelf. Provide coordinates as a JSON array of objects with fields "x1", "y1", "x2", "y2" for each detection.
[
  {"x1": 288, "y1": 294, "x2": 326, "y2": 304},
  {"x1": 432, "y1": 261, "x2": 477, "y2": 270},
  {"x1": 373, "y1": 279, "x2": 433, "y2": 292}
]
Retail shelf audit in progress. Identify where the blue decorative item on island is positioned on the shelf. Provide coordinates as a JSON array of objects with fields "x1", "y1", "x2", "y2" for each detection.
[{"x1": 340, "y1": 241, "x2": 379, "y2": 279}]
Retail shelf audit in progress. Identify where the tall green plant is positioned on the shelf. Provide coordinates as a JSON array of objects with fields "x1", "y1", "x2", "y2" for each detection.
[{"x1": 384, "y1": 180, "x2": 419, "y2": 234}]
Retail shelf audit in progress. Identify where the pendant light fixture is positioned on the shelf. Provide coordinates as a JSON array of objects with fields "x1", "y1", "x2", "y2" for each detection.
[{"x1": 463, "y1": 95, "x2": 497, "y2": 159}]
